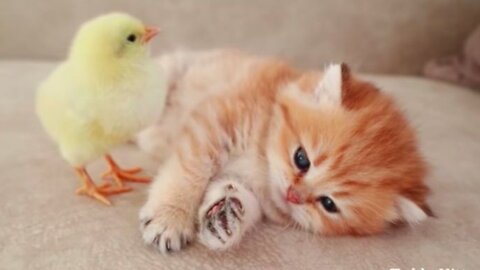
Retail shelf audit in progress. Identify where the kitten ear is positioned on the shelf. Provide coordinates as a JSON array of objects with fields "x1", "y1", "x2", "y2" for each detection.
[
  {"x1": 314, "y1": 63, "x2": 350, "y2": 106},
  {"x1": 396, "y1": 196, "x2": 429, "y2": 224}
]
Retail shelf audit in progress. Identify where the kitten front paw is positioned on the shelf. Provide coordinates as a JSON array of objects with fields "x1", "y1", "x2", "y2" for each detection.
[
  {"x1": 198, "y1": 181, "x2": 260, "y2": 250},
  {"x1": 140, "y1": 203, "x2": 194, "y2": 253}
]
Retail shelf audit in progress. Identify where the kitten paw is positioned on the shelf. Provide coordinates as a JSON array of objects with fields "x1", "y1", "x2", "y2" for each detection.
[
  {"x1": 140, "y1": 204, "x2": 194, "y2": 253},
  {"x1": 198, "y1": 180, "x2": 260, "y2": 250}
]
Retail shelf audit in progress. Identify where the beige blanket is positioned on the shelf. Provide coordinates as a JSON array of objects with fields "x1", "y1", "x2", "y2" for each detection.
[{"x1": 1, "y1": 61, "x2": 478, "y2": 269}]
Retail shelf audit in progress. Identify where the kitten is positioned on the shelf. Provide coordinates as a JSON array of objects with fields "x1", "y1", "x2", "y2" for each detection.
[{"x1": 138, "y1": 50, "x2": 431, "y2": 253}]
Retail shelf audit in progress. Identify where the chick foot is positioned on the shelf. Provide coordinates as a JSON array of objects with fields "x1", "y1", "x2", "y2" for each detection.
[
  {"x1": 101, "y1": 154, "x2": 151, "y2": 188},
  {"x1": 74, "y1": 167, "x2": 132, "y2": 206}
]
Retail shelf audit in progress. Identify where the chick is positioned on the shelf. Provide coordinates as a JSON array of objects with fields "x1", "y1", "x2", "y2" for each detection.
[{"x1": 36, "y1": 13, "x2": 166, "y2": 205}]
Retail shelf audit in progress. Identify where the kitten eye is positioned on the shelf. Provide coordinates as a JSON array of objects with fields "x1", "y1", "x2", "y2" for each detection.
[
  {"x1": 318, "y1": 196, "x2": 339, "y2": 213},
  {"x1": 127, "y1": 34, "x2": 137, "y2": 42},
  {"x1": 294, "y1": 146, "x2": 310, "y2": 172}
]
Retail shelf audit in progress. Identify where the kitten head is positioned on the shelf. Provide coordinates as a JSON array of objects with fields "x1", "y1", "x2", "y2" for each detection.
[{"x1": 267, "y1": 64, "x2": 431, "y2": 235}]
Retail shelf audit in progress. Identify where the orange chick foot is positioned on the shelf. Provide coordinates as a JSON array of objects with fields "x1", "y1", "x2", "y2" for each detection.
[
  {"x1": 75, "y1": 184, "x2": 133, "y2": 206},
  {"x1": 101, "y1": 154, "x2": 151, "y2": 187},
  {"x1": 74, "y1": 167, "x2": 133, "y2": 206}
]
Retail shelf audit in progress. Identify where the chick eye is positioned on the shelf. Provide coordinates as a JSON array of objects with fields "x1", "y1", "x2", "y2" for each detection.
[
  {"x1": 127, "y1": 34, "x2": 136, "y2": 42},
  {"x1": 294, "y1": 146, "x2": 310, "y2": 172},
  {"x1": 318, "y1": 196, "x2": 339, "y2": 213}
]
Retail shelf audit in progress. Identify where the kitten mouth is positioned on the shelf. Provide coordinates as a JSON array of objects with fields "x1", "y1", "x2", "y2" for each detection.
[
  {"x1": 269, "y1": 174, "x2": 292, "y2": 213},
  {"x1": 272, "y1": 186, "x2": 291, "y2": 213}
]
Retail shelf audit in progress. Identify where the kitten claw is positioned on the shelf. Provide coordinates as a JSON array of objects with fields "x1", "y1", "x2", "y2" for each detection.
[
  {"x1": 180, "y1": 235, "x2": 189, "y2": 248},
  {"x1": 142, "y1": 218, "x2": 153, "y2": 229},
  {"x1": 199, "y1": 193, "x2": 244, "y2": 248},
  {"x1": 166, "y1": 239, "x2": 172, "y2": 252},
  {"x1": 230, "y1": 207, "x2": 242, "y2": 222},
  {"x1": 197, "y1": 180, "x2": 261, "y2": 250},
  {"x1": 231, "y1": 197, "x2": 244, "y2": 213},
  {"x1": 226, "y1": 184, "x2": 236, "y2": 191},
  {"x1": 153, "y1": 234, "x2": 160, "y2": 246},
  {"x1": 207, "y1": 220, "x2": 225, "y2": 243},
  {"x1": 139, "y1": 204, "x2": 194, "y2": 254}
]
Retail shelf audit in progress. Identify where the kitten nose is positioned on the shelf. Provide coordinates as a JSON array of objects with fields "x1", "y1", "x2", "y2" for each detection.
[{"x1": 286, "y1": 186, "x2": 302, "y2": 204}]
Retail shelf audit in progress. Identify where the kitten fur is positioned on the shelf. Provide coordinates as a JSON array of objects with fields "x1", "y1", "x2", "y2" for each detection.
[{"x1": 138, "y1": 50, "x2": 431, "y2": 253}]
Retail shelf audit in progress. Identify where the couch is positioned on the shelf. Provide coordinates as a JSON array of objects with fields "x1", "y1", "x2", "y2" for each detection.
[
  {"x1": 1, "y1": 60, "x2": 479, "y2": 269},
  {"x1": 1, "y1": 1, "x2": 479, "y2": 269}
]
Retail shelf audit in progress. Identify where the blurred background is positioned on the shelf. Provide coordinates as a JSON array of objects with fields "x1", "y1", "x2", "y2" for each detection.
[{"x1": 1, "y1": 0, "x2": 479, "y2": 75}]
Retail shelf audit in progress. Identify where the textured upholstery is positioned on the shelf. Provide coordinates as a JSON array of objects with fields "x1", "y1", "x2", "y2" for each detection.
[{"x1": 1, "y1": 60, "x2": 478, "y2": 269}]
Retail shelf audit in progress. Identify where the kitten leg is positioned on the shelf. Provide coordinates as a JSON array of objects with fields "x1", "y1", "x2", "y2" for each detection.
[
  {"x1": 141, "y1": 92, "x2": 253, "y2": 253},
  {"x1": 140, "y1": 113, "x2": 231, "y2": 253},
  {"x1": 139, "y1": 155, "x2": 202, "y2": 253},
  {"x1": 197, "y1": 179, "x2": 261, "y2": 250}
]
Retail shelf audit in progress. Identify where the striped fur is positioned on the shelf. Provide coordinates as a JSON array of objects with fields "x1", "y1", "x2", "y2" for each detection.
[{"x1": 139, "y1": 50, "x2": 430, "y2": 252}]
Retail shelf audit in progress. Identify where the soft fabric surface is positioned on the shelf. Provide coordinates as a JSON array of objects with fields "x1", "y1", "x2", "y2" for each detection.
[
  {"x1": 1, "y1": 1, "x2": 480, "y2": 74},
  {"x1": 1, "y1": 61, "x2": 479, "y2": 269}
]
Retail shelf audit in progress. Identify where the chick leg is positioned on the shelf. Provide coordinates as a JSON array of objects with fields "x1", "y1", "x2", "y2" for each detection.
[
  {"x1": 74, "y1": 167, "x2": 132, "y2": 206},
  {"x1": 101, "y1": 154, "x2": 151, "y2": 188}
]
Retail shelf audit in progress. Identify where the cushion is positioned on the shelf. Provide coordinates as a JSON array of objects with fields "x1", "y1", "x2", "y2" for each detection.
[{"x1": 0, "y1": 61, "x2": 478, "y2": 269}]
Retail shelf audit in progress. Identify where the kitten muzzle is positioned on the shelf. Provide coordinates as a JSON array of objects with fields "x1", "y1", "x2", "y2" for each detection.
[{"x1": 286, "y1": 186, "x2": 303, "y2": 204}]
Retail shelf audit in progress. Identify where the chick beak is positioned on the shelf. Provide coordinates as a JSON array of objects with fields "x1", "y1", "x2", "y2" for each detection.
[{"x1": 142, "y1": 26, "x2": 160, "y2": 43}]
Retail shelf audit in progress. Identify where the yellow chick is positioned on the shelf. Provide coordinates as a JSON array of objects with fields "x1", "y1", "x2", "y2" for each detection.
[{"x1": 36, "y1": 13, "x2": 166, "y2": 205}]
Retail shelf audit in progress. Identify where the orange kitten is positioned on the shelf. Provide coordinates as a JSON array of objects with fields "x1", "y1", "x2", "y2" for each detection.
[{"x1": 138, "y1": 50, "x2": 431, "y2": 253}]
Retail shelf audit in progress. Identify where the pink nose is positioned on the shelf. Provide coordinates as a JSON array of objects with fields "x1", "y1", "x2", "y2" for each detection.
[{"x1": 286, "y1": 186, "x2": 302, "y2": 204}]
